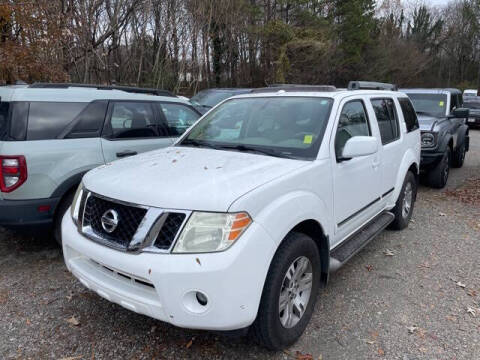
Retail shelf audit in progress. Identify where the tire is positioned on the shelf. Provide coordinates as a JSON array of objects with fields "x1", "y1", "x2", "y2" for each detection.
[
  {"x1": 452, "y1": 143, "x2": 466, "y2": 168},
  {"x1": 251, "y1": 232, "x2": 321, "y2": 350},
  {"x1": 54, "y1": 191, "x2": 75, "y2": 246},
  {"x1": 389, "y1": 171, "x2": 417, "y2": 230},
  {"x1": 427, "y1": 148, "x2": 450, "y2": 189}
]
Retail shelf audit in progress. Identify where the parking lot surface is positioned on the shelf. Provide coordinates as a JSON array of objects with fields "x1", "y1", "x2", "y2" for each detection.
[{"x1": 1, "y1": 131, "x2": 479, "y2": 360}]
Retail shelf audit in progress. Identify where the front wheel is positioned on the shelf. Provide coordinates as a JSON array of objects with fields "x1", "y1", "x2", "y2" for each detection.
[
  {"x1": 389, "y1": 171, "x2": 417, "y2": 230},
  {"x1": 452, "y1": 143, "x2": 466, "y2": 168},
  {"x1": 251, "y1": 232, "x2": 320, "y2": 350}
]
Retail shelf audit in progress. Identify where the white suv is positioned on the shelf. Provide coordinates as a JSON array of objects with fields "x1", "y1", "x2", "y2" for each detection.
[
  {"x1": 63, "y1": 82, "x2": 420, "y2": 349},
  {"x1": 0, "y1": 84, "x2": 200, "y2": 242}
]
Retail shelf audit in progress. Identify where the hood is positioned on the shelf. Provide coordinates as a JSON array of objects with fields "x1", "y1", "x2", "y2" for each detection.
[
  {"x1": 83, "y1": 147, "x2": 308, "y2": 212},
  {"x1": 417, "y1": 114, "x2": 443, "y2": 132}
]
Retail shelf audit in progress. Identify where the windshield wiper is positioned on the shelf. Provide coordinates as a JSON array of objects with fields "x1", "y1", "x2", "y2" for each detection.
[
  {"x1": 180, "y1": 139, "x2": 219, "y2": 150},
  {"x1": 217, "y1": 144, "x2": 294, "y2": 159},
  {"x1": 416, "y1": 110, "x2": 437, "y2": 116}
]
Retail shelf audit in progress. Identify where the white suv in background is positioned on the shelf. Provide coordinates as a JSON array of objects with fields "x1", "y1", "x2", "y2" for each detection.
[
  {"x1": 63, "y1": 82, "x2": 420, "y2": 349},
  {"x1": 0, "y1": 83, "x2": 201, "y2": 242}
]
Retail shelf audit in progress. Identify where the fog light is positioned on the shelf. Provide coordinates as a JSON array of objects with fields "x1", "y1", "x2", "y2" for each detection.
[{"x1": 196, "y1": 291, "x2": 208, "y2": 306}]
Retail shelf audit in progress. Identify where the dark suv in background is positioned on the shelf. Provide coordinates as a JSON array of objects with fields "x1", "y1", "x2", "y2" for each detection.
[
  {"x1": 464, "y1": 96, "x2": 480, "y2": 128},
  {"x1": 189, "y1": 88, "x2": 253, "y2": 114},
  {"x1": 402, "y1": 88, "x2": 470, "y2": 188}
]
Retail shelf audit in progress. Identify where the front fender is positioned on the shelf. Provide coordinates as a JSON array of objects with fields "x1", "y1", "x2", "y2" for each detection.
[{"x1": 251, "y1": 190, "x2": 331, "y2": 247}]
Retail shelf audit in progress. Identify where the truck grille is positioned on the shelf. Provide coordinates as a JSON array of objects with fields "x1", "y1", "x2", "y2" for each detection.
[
  {"x1": 83, "y1": 195, "x2": 147, "y2": 249},
  {"x1": 154, "y1": 213, "x2": 186, "y2": 250}
]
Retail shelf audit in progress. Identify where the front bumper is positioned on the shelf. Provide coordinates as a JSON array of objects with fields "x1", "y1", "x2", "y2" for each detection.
[
  {"x1": 62, "y1": 214, "x2": 276, "y2": 331},
  {"x1": 420, "y1": 150, "x2": 444, "y2": 171},
  {"x1": 0, "y1": 197, "x2": 60, "y2": 230}
]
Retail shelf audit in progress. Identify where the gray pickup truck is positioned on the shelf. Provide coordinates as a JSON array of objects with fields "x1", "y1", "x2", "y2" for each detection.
[{"x1": 402, "y1": 88, "x2": 470, "y2": 188}]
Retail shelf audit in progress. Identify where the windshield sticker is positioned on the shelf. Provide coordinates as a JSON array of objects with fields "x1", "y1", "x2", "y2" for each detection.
[
  {"x1": 304, "y1": 135, "x2": 313, "y2": 144},
  {"x1": 439, "y1": 101, "x2": 445, "y2": 107}
]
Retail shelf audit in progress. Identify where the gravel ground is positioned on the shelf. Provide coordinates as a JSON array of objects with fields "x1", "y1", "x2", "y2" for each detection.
[{"x1": 1, "y1": 131, "x2": 479, "y2": 360}]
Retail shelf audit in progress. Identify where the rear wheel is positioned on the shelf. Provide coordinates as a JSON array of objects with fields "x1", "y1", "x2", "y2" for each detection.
[
  {"x1": 54, "y1": 191, "x2": 75, "y2": 246},
  {"x1": 251, "y1": 232, "x2": 320, "y2": 350},
  {"x1": 389, "y1": 171, "x2": 417, "y2": 230},
  {"x1": 427, "y1": 148, "x2": 450, "y2": 189}
]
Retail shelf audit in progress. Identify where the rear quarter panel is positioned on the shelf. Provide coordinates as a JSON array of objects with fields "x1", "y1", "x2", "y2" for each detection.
[{"x1": 1, "y1": 138, "x2": 104, "y2": 200}]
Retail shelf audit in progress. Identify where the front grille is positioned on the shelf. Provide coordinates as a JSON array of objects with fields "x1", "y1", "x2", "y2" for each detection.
[
  {"x1": 83, "y1": 195, "x2": 147, "y2": 248},
  {"x1": 154, "y1": 213, "x2": 186, "y2": 249}
]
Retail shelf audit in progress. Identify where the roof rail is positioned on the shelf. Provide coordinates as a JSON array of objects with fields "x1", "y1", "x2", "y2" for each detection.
[
  {"x1": 252, "y1": 84, "x2": 337, "y2": 93},
  {"x1": 28, "y1": 83, "x2": 176, "y2": 97},
  {"x1": 348, "y1": 81, "x2": 398, "y2": 91}
]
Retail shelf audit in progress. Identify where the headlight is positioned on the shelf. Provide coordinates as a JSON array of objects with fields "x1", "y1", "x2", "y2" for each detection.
[
  {"x1": 421, "y1": 132, "x2": 436, "y2": 148},
  {"x1": 70, "y1": 183, "x2": 84, "y2": 225},
  {"x1": 173, "y1": 212, "x2": 252, "y2": 253}
]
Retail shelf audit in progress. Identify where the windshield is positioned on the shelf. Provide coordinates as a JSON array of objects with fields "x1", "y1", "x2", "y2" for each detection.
[
  {"x1": 190, "y1": 90, "x2": 238, "y2": 108},
  {"x1": 179, "y1": 96, "x2": 334, "y2": 160},
  {"x1": 405, "y1": 93, "x2": 448, "y2": 117},
  {"x1": 0, "y1": 102, "x2": 9, "y2": 139}
]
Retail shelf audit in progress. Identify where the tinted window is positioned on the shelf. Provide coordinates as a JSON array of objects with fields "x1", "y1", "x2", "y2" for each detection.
[
  {"x1": 371, "y1": 99, "x2": 400, "y2": 144},
  {"x1": 0, "y1": 102, "x2": 9, "y2": 139},
  {"x1": 335, "y1": 100, "x2": 370, "y2": 157},
  {"x1": 108, "y1": 102, "x2": 156, "y2": 139},
  {"x1": 68, "y1": 101, "x2": 108, "y2": 137},
  {"x1": 406, "y1": 93, "x2": 447, "y2": 117},
  {"x1": 399, "y1": 98, "x2": 419, "y2": 132},
  {"x1": 27, "y1": 102, "x2": 87, "y2": 140},
  {"x1": 181, "y1": 97, "x2": 333, "y2": 160},
  {"x1": 160, "y1": 103, "x2": 200, "y2": 136},
  {"x1": 10, "y1": 102, "x2": 29, "y2": 140},
  {"x1": 464, "y1": 99, "x2": 480, "y2": 109}
]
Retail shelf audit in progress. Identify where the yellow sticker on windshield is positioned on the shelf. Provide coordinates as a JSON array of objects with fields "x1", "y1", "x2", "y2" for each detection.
[
  {"x1": 439, "y1": 101, "x2": 444, "y2": 107},
  {"x1": 304, "y1": 135, "x2": 313, "y2": 144}
]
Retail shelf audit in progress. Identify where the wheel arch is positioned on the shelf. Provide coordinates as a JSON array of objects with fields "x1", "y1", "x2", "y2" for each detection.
[
  {"x1": 392, "y1": 149, "x2": 419, "y2": 206},
  {"x1": 51, "y1": 171, "x2": 86, "y2": 217}
]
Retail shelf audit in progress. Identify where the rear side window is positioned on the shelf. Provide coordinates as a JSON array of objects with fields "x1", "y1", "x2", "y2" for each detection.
[
  {"x1": 398, "y1": 98, "x2": 419, "y2": 132},
  {"x1": 371, "y1": 99, "x2": 400, "y2": 145},
  {"x1": 10, "y1": 102, "x2": 29, "y2": 140},
  {"x1": 159, "y1": 103, "x2": 200, "y2": 136},
  {"x1": 67, "y1": 101, "x2": 108, "y2": 138},
  {"x1": 0, "y1": 102, "x2": 9, "y2": 139},
  {"x1": 27, "y1": 102, "x2": 87, "y2": 140}
]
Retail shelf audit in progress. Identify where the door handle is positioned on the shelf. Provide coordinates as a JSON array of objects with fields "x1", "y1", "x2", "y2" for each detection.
[{"x1": 116, "y1": 150, "x2": 138, "y2": 158}]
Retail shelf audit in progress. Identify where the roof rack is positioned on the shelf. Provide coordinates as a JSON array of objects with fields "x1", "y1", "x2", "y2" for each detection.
[
  {"x1": 348, "y1": 81, "x2": 398, "y2": 91},
  {"x1": 28, "y1": 83, "x2": 176, "y2": 97},
  {"x1": 252, "y1": 84, "x2": 337, "y2": 93}
]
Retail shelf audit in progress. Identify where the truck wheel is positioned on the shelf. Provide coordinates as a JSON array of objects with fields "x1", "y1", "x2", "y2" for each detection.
[
  {"x1": 452, "y1": 143, "x2": 466, "y2": 168},
  {"x1": 251, "y1": 232, "x2": 320, "y2": 350},
  {"x1": 427, "y1": 148, "x2": 450, "y2": 189},
  {"x1": 389, "y1": 171, "x2": 417, "y2": 230},
  {"x1": 54, "y1": 191, "x2": 75, "y2": 246}
]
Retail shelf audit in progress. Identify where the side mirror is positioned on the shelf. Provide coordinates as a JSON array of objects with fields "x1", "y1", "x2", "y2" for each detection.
[
  {"x1": 451, "y1": 108, "x2": 470, "y2": 118},
  {"x1": 342, "y1": 136, "x2": 378, "y2": 159}
]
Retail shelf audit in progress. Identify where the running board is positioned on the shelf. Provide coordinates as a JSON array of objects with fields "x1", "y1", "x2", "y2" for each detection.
[{"x1": 329, "y1": 212, "x2": 395, "y2": 272}]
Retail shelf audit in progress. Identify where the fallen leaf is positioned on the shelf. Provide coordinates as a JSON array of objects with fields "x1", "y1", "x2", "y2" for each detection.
[
  {"x1": 407, "y1": 325, "x2": 418, "y2": 334},
  {"x1": 366, "y1": 265, "x2": 374, "y2": 272},
  {"x1": 185, "y1": 338, "x2": 193, "y2": 349},
  {"x1": 467, "y1": 307, "x2": 476, "y2": 317},
  {"x1": 295, "y1": 351, "x2": 313, "y2": 360},
  {"x1": 26, "y1": 319, "x2": 31, "y2": 326},
  {"x1": 366, "y1": 340, "x2": 375, "y2": 345},
  {"x1": 467, "y1": 289, "x2": 477, "y2": 297},
  {"x1": 66, "y1": 316, "x2": 80, "y2": 326},
  {"x1": 378, "y1": 348, "x2": 385, "y2": 356},
  {"x1": 59, "y1": 356, "x2": 82, "y2": 360},
  {"x1": 439, "y1": 212, "x2": 446, "y2": 216},
  {"x1": 172, "y1": 159, "x2": 177, "y2": 163},
  {"x1": 456, "y1": 281, "x2": 466, "y2": 288},
  {"x1": 383, "y1": 249, "x2": 395, "y2": 256}
]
